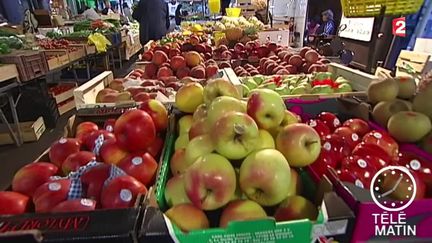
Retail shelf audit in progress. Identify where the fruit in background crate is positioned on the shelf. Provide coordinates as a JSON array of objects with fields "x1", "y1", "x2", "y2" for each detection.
[
  {"x1": 305, "y1": 50, "x2": 319, "y2": 63},
  {"x1": 276, "y1": 124, "x2": 321, "y2": 167},
  {"x1": 175, "y1": 82, "x2": 204, "y2": 113},
  {"x1": 0, "y1": 191, "x2": 29, "y2": 215},
  {"x1": 395, "y1": 76, "x2": 416, "y2": 99},
  {"x1": 99, "y1": 138, "x2": 129, "y2": 165},
  {"x1": 256, "y1": 129, "x2": 276, "y2": 150},
  {"x1": 116, "y1": 91, "x2": 132, "y2": 102},
  {"x1": 165, "y1": 175, "x2": 191, "y2": 207},
  {"x1": 33, "y1": 179, "x2": 71, "y2": 213},
  {"x1": 101, "y1": 175, "x2": 147, "y2": 209},
  {"x1": 306, "y1": 119, "x2": 331, "y2": 140},
  {"x1": 184, "y1": 51, "x2": 202, "y2": 67},
  {"x1": 380, "y1": 168, "x2": 426, "y2": 200},
  {"x1": 139, "y1": 99, "x2": 168, "y2": 132},
  {"x1": 142, "y1": 50, "x2": 153, "y2": 61},
  {"x1": 84, "y1": 130, "x2": 115, "y2": 151},
  {"x1": 12, "y1": 162, "x2": 59, "y2": 197},
  {"x1": 115, "y1": 110, "x2": 156, "y2": 152},
  {"x1": 184, "y1": 153, "x2": 236, "y2": 210},
  {"x1": 274, "y1": 195, "x2": 318, "y2": 222},
  {"x1": 52, "y1": 199, "x2": 96, "y2": 213},
  {"x1": 190, "y1": 66, "x2": 206, "y2": 79},
  {"x1": 413, "y1": 89, "x2": 432, "y2": 121},
  {"x1": 317, "y1": 112, "x2": 341, "y2": 132},
  {"x1": 75, "y1": 122, "x2": 99, "y2": 143},
  {"x1": 387, "y1": 111, "x2": 432, "y2": 143},
  {"x1": 118, "y1": 152, "x2": 158, "y2": 186},
  {"x1": 207, "y1": 96, "x2": 246, "y2": 126},
  {"x1": 80, "y1": 163, "x2": 111, "y2": 202},
  {"x1": 212, "y1": 112, "x2": 259, "y2": 160},
  {"x1": 363, "y1": 130, "x2": 399, "y2": 159},
  {"x1": 299, "y1": 47, "x2": 311, "y2": 58},
  {"x1": 288, "y1": 55, "x2": 303, "y2": 68},
  {"x1": 144, "y1": 63, "x2": 158, "y2": 79},
  {"x1": 205, "y1": 65, "x2": 219, "y2": 78},
  {"x1": 372, "y1": 100, "x2": 412, "y2": 127},
  {"x1": 334, "y1": 127, "x2": 360, "y2": 150},
  {"x1": 184, "y1": 134, "x2": 214, "y2": 166},
  {"x1": 109, "y1": 79, "x2": 125, "y2": 92},
  {"x1": 176, "y1": 67, "x2": 191, "y2": 79},
  {"x1": 165, "y1": 204, "x2": 209, "y2": 232},
  {"x1": 219, "y1": 199, "x2": 267, "y2": 228},
  {"x1": 247, "y1": 89, "x2": 285, "y2": 130},
  {"x1": 157, "y1": 66, "x2": 174, "y2": 79},
  {"x1": 240, "y1": 149, "x2": 292, "y2": 206},
  {"x1": 62, "y1": 151, "x2": 96, "y2": 175},
  {"x1": 152, "y1": 50, "x2": 168, "y2": 66},
  {"x1": 342, "y1": 118, "x2": 370, "y2": 137},
  {"x1": 49, "y1": 138, "x2": 81, "y2": 167},
  {"x1": 203, "y1": 78, "x2": 241, "y2": 105},
  {"x1": 367, "y1": 78, "x2": 399, "y2": 104}
]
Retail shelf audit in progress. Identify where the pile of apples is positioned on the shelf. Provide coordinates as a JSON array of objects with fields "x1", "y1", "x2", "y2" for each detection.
[
  {"x1": 164, "y1": 78, "x2": 321, "y2": 232},
  {"x1": 239, "y1": 72, "x2": 353, "y2": 97},
  {"x1": 0, "y1": 99, "x2": 168, "y2": 216},
  {"x1": 142, "y1": 35, "x2": 220, "y2": 81},
  {"x1": 368, "y1": 75, "x2": 432, "y2": 154},
  {"x1": 305, "y1": 112, "x2": 432, "y2": 199}
]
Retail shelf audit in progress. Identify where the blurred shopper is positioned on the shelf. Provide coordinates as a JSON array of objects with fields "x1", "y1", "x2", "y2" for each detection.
[
  {"x1": 316, "y1": 9, "x2": 336, "y2": 36},
  {"x1": 175, "y1": 4, "x2": 184, "y2": 27},
  {"x1": 82, "y1": 5, "x2": 101, "y2": 20},
  {"x1": 221, "y1": 0, "x2": 231, "y2": 15},
  {"x1": 133, "y1": 0, "x2": 170, "y2": 45},
  {"x1": 123, "y1": 3, "x2": 133, "y2": 22},
  {"x1": 102, "y1": 1, "x2": 114, "y2": 15}
]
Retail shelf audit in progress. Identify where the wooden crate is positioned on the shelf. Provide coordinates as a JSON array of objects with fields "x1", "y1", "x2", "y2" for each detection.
[
  {"x1": 0, "y1": 50, "x2": 48, "y2": 82},
  {"x1": 50, "y1": 82, "x2": 77, "y2": 104},
  {"x1": 238, "y1": 0, "x2": 255, "y2": 17},
  {"x1": 328, "y1": 63, "x2": 378, "y2": 92},
  {"x1": 73, "y1": 71, "x2": 115, "y2": 110},
  {"x1": 69, "y1": 47, "x2": 86, "y2": 61},
  {"x1": 44, "y1": 50, "x2": 70, "y2": 70},
  {"x1": 0, "y1": 64, "x2": 19, "y2": 83},
  {"x1": 58, "y1": 99, "x2": 75, "y2": 115},
  {"x1": 70, "y1": 43, "x2": 96, "y2": 56},
  {"x1": 396, "y1": 50, "x2": 432, "y2": 81},
  {"x1": 0, "y1": 117, "x2": 45, "y2": 145}
]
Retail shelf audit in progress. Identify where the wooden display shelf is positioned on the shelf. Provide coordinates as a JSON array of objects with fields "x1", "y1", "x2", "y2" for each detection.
[{"x1": 0, "y1": 64, "x2": 19, "y2": 83}]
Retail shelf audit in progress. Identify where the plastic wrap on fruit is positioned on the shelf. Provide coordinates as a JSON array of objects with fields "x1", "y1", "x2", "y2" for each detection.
[{"x1": 88, "y1": 33, "x2": 111, "y2": 53}]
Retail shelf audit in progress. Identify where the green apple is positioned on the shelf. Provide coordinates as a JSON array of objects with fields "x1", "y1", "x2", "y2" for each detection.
[
  {"x1": 184, "y1": 153, "x2": 237, "y2": 210},
  {"x1": 387, "y1": 111, "x2": 432, "y2": 143},
  {"x1": 247, "y1": 89, "x2": 286, "y2": 130},
  {"x1": 203, "y1": 78, "x2": 241, "y2": 105},
  {"x1": 212, "y1": 112, "x2": 260, "y2": 160},
  {"x1": 275, "y1": 84, "x2": 291, "y2": 96},
  {"x1": 178, "y1": 115, "x2": 193, "y2": 134},
  {"x1": 276, "y1": 123, "x2": 321, "y2": 167},
  {"x1": 239, "y1": 149, "x2": 292, "y2": 206},
  {"x1": 336, "y1": 83, "x2": 353, "y2": 93},
  {"x1": 255, "y1": 129, "x2": 275, "y2": 150},
  {"x1": 175, "y1": 134, "x2": 189, "y2": 150},
  {"x1": 192, "y1": 104, "x2": 208, "y2": 121},
  {"x1": 241, "y1": 84, "x2": 251, "y2": 97},
  {"x1": 259, "y1": 81, "x2": 277, "y2": 90},
  {"x1": 367, "y1": 78, "x2": 399, "y2": 104},
  {"x1": 188, "y1": 117, "x2": 209, "y2": 140},
  {"x1": 170, "y1": 148, "x2": 187, "y2": 175},
  {"x1": 314, "y1": 72, "x2": 333, "y2": 81},
  {"x1": 372, "y1": 100, "x2": 411, "y2": 127},
  {"x1": 252, "y1": 75, "x2": 265, "y2": 85},
  {"x1": 165, "y1": 204, "x2": 209, "y2": 232},
  {"x1": 269, "y1": 110, "x2": 300, "y2": 137},
  {"x1": 291, "y1": 86, "x2": 308, "y2": 95},
  {"x1": 335, "y1": 77, "x2": 350, "y2": 84},
  {"x1": 184, "y1": 134, "x2": 214, "y2": 165},
  {"x1": 207, "y1": 96, "x2": 246, "y2": 126},
  {"x1": 244, "y1": 78, "x2": 258, "y2": 90},
  {"x1": 165, "y1": 174, "x2": 191, "y2": 207},
  {"x1": 311, "y1": 85, "x2": 334, "y2": 94},
  {"x1": 274, "y1": 195, "x2": 318, "y2": 221},
  {"x1": 219, "y1": 199, "x2": 267, "y2": 228}
]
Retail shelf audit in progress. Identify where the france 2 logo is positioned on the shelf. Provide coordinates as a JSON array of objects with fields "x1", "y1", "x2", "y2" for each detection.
[{"x1": 392, "y1": 17, "x2": 406, "y2": 37}]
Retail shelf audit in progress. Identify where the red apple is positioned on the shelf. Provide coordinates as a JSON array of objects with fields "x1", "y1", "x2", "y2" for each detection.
[
  {"x1": 352, "y1": 142, "x2": 393, "y2": 166},
  {"x1": 75, "y1": 122, "x2": 99, "y2": 143},
  {"x1": 101, "y1": 175, "x2": 147, "y2": 209},
  {"x1": 84, "y1": 130, "x2": 115, "y2": 151},
  {"x1": 362, "y1": 130, "x2": 399, "y2": 160},
  {"x1": 317, "y1": 112, "x2": 341, "y2": 132},
  {"x1": 0, "y1": 191, "x2": 29, "y2": 215},
  {"x1": 334, "y1": 127, "x2": 360, "y2": 149},
  {"x1": 33, "y1": 179, "x2": 71, "y2": 213},
  {"x1": 12, "y1": 162, "x2": 58, "y2": 197},
  {"x1": 338, "y1": 166, "x2": 375, "y2": 189},
  {"x1": 103, "y1": 119, "x2": 116, "y2": 132},
  {"x1": 62, "y1": 151, "x2": 96, "y2": 175},
  {"x1": 397, "y1": 151, "x2": 432, "y2": 197},
  {"x1": 146, "y1": 136, "x2": 164, "y2": 158},
  {"x1": 342, "y1": 118, "x2": 370, "y2": 137},
  {"x1": 99, "y1": 138, "x2": 129, "y2": 165},
  {"x1": 118, "y1": 152, "x2": 158, "y2": 186},
  {"x1": 310, "y1": 148, "x2": 339, "y2": 177},
  {"x1": 114, "y1": 110, "x2": 156, "y2": 152},
  {"x1": 341, "y1": 155, "x2": 382, "y2": 173},
  {"x1": 49, "y1": 138, "x2": 81, "y2": 167},
  {"x1": 139, "y1": 99, "x2": 168, "y2": 132},
  {"x1": 81, "y1": 164, "x2": 111, "y2": 203},
  {"x1": 306, "y1": 119, "x2": 331, "y2": 139},
  {"x1": 52, "y1": 198, "x2": 96, "y2": 213},
  {"x1": 321, "y1": 134, "x2": 351, "y2": 163}
]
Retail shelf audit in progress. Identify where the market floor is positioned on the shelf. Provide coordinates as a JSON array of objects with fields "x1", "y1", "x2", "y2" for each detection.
[{"x1": 0, "y1": 59, "x2": 138, "y2": 190}]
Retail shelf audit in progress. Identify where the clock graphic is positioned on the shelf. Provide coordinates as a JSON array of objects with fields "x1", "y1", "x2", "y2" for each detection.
[{"x1": 370, "y1": 166, "x2": 417, "y2": 212}]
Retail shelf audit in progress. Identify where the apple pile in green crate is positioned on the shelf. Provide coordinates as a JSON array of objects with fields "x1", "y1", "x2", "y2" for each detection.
[
  {"x1": 368, "y1": 74, "x2": 432, "y2": 151},
  {"x1": 167, "y1": 78, "x2": 320, "y2": 231},
  {"x1": 0, "y1": 99, "x2": 168, "y2": 215},
  {"x1": 240, "y1": 72, "x2": 353, "y2": 96}
]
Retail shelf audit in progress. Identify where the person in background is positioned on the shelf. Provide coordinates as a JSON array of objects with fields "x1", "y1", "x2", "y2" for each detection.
[
  {"x1": 133, "y1": 0, "x2": 170, "y2": 45},
  {"x1": 316, "y1": 9, "x2": 336, "y2": 36},
  {"x1": 123, "y1": 3, "x2": 133, "y2": 22},
  {"x1": 82, "y1": 5, "x2": 101, "y2": 20},
  {"x1": 221, "y1": 0, "x2": 231, "y2": 15},
  {"x1": 175, "y1": 4, "x2": 183, "y2": 28},
  {"x1": 168, "y1": 0, "x2": 179, "y2": 19},
  {"x1": 102, "y1": 1, "x2": 114, "y2": 15},
  {"x1": 305, "y1": 17, "x2": 320, "y2": 43}
]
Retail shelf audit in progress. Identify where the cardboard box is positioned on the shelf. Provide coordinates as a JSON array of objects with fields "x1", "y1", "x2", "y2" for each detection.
[
  {"x1": 138, "y1": 109, "x2": 356, "y2": 243},
  {"x1": 0, "y1": 117, "x2": 45, "y2": 145}
]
